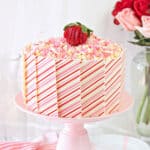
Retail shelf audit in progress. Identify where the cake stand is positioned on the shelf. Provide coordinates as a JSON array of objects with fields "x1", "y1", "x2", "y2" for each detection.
[{"x1": 15, "y1": 91, "x2": 133, "y2": 150}]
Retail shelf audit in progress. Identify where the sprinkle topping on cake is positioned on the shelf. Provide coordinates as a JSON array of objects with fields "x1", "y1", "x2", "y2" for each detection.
[{"x1": 24, "y1": 35, "x2": 122, "y2": 61}]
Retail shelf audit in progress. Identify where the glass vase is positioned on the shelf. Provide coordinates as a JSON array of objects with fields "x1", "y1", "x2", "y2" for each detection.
[{"x1": 131, "y1": 47, "x2": 150, "y2": 138}]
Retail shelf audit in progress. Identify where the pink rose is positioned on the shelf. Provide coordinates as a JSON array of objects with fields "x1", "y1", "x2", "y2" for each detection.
[
  {"x1": 116, "y1": 8, "x2": 141, "y2": 31},
  {"x1": 136, "y1": 16, "x2": 150, "y2": 38}
]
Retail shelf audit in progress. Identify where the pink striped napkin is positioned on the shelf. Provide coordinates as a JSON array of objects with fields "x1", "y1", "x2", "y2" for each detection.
[
  {"x1": 0, "y1": 142, "x2": 56, "y2": 150},
  {"x1": 0, "y1": 132, "x2": 57, "y2": 150}
]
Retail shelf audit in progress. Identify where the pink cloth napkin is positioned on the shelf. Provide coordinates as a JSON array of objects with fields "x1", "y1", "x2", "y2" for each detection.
[{"x1": 0, "y1": 132, "x2": 58, "y2": 150}]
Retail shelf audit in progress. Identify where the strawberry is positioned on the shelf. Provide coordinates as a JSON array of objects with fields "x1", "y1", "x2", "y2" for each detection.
[{"x1": 64, "y1": 22, "x2": 93, "y2": 46}]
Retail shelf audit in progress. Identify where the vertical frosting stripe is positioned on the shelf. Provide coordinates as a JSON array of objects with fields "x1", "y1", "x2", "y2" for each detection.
[
  {"x1": 56, "y1": 60, "x2": 81, "y2": 118},
  {"x1": 104, "y1": 51, "x2": 124, "y2": 115},
  {"x1": 24, "y1": 54, "x2": 38, "y2": 111},
  {"x1": 22, "y1": 54, "x2": 27, "y2": 104},
  {"x1": 120, "y1": 51, "x2": 125, "y2": 96},
  {"x1": 81, "y1": 59, "x2": 105, "y2": 117},
  {"x1": 36, "y1": 56, "x2": 58, "y2": 117},
  {"x1": 105, "y1": 91, "x2": 120, "y2": 114}
]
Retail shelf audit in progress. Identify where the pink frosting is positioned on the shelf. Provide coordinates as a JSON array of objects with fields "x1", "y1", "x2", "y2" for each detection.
[
  {"x1": 24, "y1": 34, "x2": 122, "y2": 60},
  {"x1": 116, "y1": 8, "x2": 141, "y2": 31},
  {"x1": 136, "y1": 16, "x2": 150, "y2": 38}
]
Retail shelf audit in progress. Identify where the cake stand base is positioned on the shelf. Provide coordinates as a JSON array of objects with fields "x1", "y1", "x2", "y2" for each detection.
[
  {"x1": 15, "y1": 91, "x2": 133, "y2": 150},
  {"x1": 57, "y1": 123, "x2": 92, "y2": 150}
]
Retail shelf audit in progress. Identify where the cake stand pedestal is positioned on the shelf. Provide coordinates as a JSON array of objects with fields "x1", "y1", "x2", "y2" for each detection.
[{"x1": 15, "y1": 91, "x2": 133, "y2": 150}]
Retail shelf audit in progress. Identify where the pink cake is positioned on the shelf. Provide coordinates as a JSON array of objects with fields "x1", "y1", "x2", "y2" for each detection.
[{"x1": 22, "y1": 24, "x2": 124, "y2": 118}]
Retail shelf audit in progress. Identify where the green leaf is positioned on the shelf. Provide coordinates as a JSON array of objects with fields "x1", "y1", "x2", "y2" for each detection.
[
  {"x1": 63, "y1": 23, "x2": 76, "y2": 30},
  {"x1": 76, "y1": 22, "x2": 82, "y2": 25},
  {"x1": 81, "y1": 24, "x2": 93, "y2": 36},
  {"x1": 129, "y1": 38, "x2": 150, "y2": 46},
  {"x1": 134, "y1": 30, "x2": 145, "y2": 40},
  {"x1": 81, "y1": 26, "x2": 88, "y2": 33},
  {"x1": 144, "y1": 38, "x2": 150, "y2": 42}
]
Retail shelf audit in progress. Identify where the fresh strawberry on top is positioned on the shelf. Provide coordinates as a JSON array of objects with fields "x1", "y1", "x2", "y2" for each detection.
[{"x1": 64, "y1": 22, "x2": 93, "y2": 46}]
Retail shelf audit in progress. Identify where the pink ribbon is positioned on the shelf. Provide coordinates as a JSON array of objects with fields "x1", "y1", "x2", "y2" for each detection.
[{"x1": 0, "y1": 132, "x2": 58, "y2": 150}]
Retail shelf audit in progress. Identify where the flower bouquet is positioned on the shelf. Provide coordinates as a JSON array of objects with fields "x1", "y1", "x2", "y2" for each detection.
[{"x1": 112, "y1": 0, "x2": 150, "y2": 135}]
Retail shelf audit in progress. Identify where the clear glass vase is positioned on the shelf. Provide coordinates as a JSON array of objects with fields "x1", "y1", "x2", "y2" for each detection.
[{"x1": 131, "y1": 47, "x2": 150, "y2": 138}]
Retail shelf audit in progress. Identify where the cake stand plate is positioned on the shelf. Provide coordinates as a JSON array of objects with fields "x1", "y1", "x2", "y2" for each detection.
[
  {"x1": 92, "y1": 134, "x2": 150, "y2": 150},
  {"x1": 15, "y1": 91, "x2": 133, "y2": 150}
]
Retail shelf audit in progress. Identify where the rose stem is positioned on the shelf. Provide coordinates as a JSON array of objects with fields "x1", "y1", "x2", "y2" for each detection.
[
  {"x1": 136, "y1": 85, "x2": 148, "y2": 124},
  {"x1": 145, "y1": 48, "x2": 150, "y2": 124},
  {"x1": 142, "y1": 96, "x2": 150, "y2": 124}
]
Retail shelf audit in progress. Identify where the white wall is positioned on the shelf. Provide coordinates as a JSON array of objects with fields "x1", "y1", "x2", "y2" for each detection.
[{"x1": 1, "y1": 0, "x2": 120, "y2": 51}]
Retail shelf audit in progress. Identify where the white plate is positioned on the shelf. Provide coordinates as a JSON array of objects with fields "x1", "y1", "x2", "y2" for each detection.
[{"x1": 92, "y1": 134, "x2": 150, "y2": 150}]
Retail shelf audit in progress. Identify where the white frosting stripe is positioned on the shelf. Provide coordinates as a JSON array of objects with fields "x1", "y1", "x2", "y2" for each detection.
[
  {"x1": 105, "y1": 59, "x2": 122, "y2": 82},
  {"x1": 105, "y1": 92, "x2": 120, "y2": 114},
  {"x1": 105, "y1": 75, "x2": 121, "y2": 93},
  {"x1": 104, "y1": 53, "x2": 124, "y2": 114},
  {"x1": 108, "y1": 101, "x2": 119, "y2": 114},
  {"x1": 81, "y1": 60, "x2": 105, "y2": 117},
  {"x1": 81, "y1": 60, "x2": 103, "y2": 80},
  {"x1": 24, "y1": 54, "x2": 38, "y2": 111},
  {"x1": 83, "y1": 98, "x2": 105, "y2": 117},
  {"x1": 36, "y1": 57, "x2": 58, "y2": 117},
  {"x1": 56, "y1": 60, "x2": 81, "y2": 118},
  {"x1": 105, "y1": 84, "x2": 120, "y2": 104},
  {"x1": 81, "y1": 61, "x2": 105, "y2": 99},
  {"x1": 57, "y1": 69, "x2": 80, "y2": 90},
  {"x1": 58, "y1": 82, "x2": 80, "y2": 101},
  {"x1": 82, "y1": 95, "x2": 104, "y2": 115},
  {"x1": 106, "y1": 68, "x2": 121, "y2": 87},
  {"x1": 56, "y1": 63, "x2": 80, "y2": 83},
  {"x1": 57, "y1": 59, "x2": 71, "y2": 69},
  {"x1": 105, "y1": 57, "x2": 121, "y2": 74},
  {"x1": 35, "y1": 57, "x2": 48, "y2": 70},
  {"x1": 59, "y1": 95, "x2": 81, "y2": 118},
  {"x1": 82, "y1": 82, "x2": 105, "y2": 100},
  {"x1": 58, "y1": 89, "x2": 80, "y2": 109},
  {"x1": 38, "y1": 93, "x2": 57, "y2": 116},
  {"x1": 56, "y1": 59, "x2": 73, "y2": 70},
  {"x1": 83, "y1": 90, "x2": 104, "y2": 108}
]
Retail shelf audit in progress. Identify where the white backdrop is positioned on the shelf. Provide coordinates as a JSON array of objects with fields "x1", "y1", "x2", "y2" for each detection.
[{"x1": 0, "y1": 0, "x2": 142, "y2": 140}]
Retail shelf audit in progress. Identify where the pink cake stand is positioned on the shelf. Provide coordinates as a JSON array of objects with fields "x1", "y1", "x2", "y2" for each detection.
[{"x1": 15, "y1": 91, "x2": 133, "y2": 150}]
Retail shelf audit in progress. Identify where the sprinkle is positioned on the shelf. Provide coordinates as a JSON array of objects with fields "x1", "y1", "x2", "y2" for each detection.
[{"x1": 34, "y1": 50, "x2": 41, "y2": 56}]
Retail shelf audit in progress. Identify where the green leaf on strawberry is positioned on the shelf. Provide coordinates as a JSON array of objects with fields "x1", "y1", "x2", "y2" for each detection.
[
  {"x1": 76, "y1": 22, "x2": 93, "y2": 35},
  {"x1": 63, "y1": 23, "x2": 77, "y2": 30}
]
